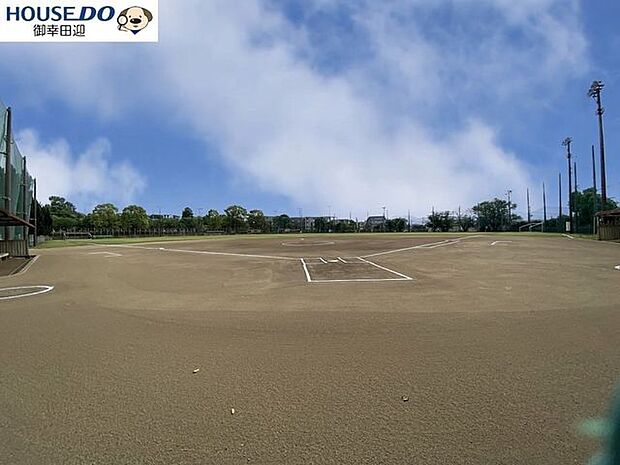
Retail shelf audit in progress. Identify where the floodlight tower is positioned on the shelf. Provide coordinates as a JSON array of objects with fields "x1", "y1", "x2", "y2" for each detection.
[
  {"x1": 382, "y1": 206, "x2": 386, "y2": 232},
  {"x1": 562, "y1": 137, "x2": 573, "y2": 234},
  {"x1": 506, "y1": 190, "x2": 512, "y2": 229},
  {"x1": 588, "y1": 80, "x2": 607, "y2": 207}
]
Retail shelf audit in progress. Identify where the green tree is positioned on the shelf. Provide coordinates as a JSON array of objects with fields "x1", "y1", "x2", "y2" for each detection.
[
  {"x1": 573, "y1": 188, "x2": 618, "y2": 231},
  {"x1": 426, "y1": 211, "x2": 455, "y2": 232},
  {"x1": 91, "y1": 203, "x2": 119, "y2": 229},
  {"x1": 49, "y1": 196, "x2": 79, "y2": 231},
  {"x1": 248, "y1": 209, "x2": 268, "y2": 232},
  {"x1": 49, "y1": 196, "x2": 77, "y2": 217},
  {"x1": 275, "y1": 214, "x2": 292, "y2": 232},
  {"x1": 224, "y1": 205, "x2": 248, "y2": 233},
  {"x1": 386, "y1": 218, "x2": 407, "y2": 232},
  {"x1": 35, "y1": 201, "x2": 53, "y2": 235},
  {"x1": 204, "y1": 209, "x2": 223, "y2": 230},
  {"x1": 472, "y1": 198, "x2": 517, "y2": 231},
  {"x1": 181, "y1": 207, "x2": 194, "y2": 229},
  {"x1": 121, "y1": 205, "x2": 150, "y2": 230},
  {"x1": 314, "y1": 217, "x2": 332, "y2": 233},
  {"x1": 456, "y1": 210, "x2": 476, "y2": 232},
  {"x1": 78, "y1": 213, "x2": 93, "y2": 230},
  {"x1": 334, "y1": 219, "x2": 357, "y2": 233}
]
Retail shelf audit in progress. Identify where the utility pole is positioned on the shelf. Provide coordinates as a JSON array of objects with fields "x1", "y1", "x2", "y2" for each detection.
[
  {"x1": 526, "y1": 188, "x2": 531, "y2": 223},
  {"x1": 407, "y1": 209, "x2": 411, "y2": 232},
  {"x1": 506, "y1": 190, "x2": 512, "y2": 230},
  {"x1": 574, "y1": 161, "x2": 578, "y2": 232},
  {"x1": 382, "y1": 206, "x2": 386, "y2": 232},
  {"x1": 562, "y1": 137, "x2": 573, "y2": 233},
  {"x1": 4, "y1": 107, "x2": 12, "y2": 242},
  {"x1": 558, "y1": 172, "x2": 562, "y2": 232},
  {"x1": 33, "y1": 178, "x2": 38, "y2": 247},
  {"x1": 542, "y1": 182, "x2": 547, "y2": 233},
  {"x1": 588, "y1": 81, "x2": 607, "y2": 207},
  {"x1": 22, "y1": 157, "x2": 27, "y2": 243},
  {"x1": 591, "y1": 145, "x2": 597, "y2": 234},
  {"x1": 298, "y1": 207, "x2": 303, "y2": 232}
]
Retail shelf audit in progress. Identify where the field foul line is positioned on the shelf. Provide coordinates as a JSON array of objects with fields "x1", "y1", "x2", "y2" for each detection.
[
  {"x1": 88, "y1": 251, "x2": 123, "y2": 257},
  {"x1": 362, "y1": 235, "x2": 484, "y2": 258},
  {"x1": 4, "y1": 255, "x2": 41, "y2": 278},
  {"x1": 99, "y1": 244, "x2": 297, "y2": 261},
  {"x1": 357, "y1": 257, "x2": 414, "y2": 280},
  {"x1": 300, "y1": 256, "x2": 413, "y2": 283},
  {"x1": 310, "y1": 278, "x2": 413, "y2": 283},
  {"x1": 300, "y1": 258, "x2": 312, "y2": 282},
  {"x1": 563, "y1": 234, "x2": 575, "y2": 240}
]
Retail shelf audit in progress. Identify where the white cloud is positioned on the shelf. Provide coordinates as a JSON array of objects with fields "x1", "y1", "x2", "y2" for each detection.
[
  {"x1": 0, "y1": 0, "x2": 589, "y2": 216},
  {"x1": 17, "y1": 129, "x2": 146, "y2": 209}
]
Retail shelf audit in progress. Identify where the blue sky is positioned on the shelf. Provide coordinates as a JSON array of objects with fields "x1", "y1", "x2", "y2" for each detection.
[{"x1": 1, "y1": 0, "x2": 619, "y2": 220}]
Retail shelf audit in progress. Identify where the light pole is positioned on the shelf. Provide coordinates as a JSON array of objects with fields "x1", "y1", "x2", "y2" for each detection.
[
  {"x1": 562, "y1": 137, "x2": 573, "y2": 233},
  {"x1": 591, "y1": 145, "x2": 597, "y2": 234},
  {"x1": 526, "y1": 188, "x2": 531, "y2": 223},
  {"x1": 382, "y1": 206, "x2": 386, "y2": 232},
  {"x1": 542, "y1": 182, "x2": 547, "y2": 233},
  {"x1": 588, "y1": 80, "x2": 607, "y2": 207},
  {"x1": 506, "y1": 190, "x2": 512, "y2": 230}
]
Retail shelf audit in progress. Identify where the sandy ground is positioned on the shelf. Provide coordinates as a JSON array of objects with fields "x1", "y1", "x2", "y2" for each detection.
[{"x1": 0, "y1": 234, "x2": 619, "y2": 464}]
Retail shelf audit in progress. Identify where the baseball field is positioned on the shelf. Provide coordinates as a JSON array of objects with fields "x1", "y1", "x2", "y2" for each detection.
[{"x1": 1, "y1": 233, "x2": 619, "y2": 464}]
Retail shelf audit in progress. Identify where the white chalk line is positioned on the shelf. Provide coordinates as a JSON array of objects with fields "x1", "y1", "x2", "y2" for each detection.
[
  {"x1": 310, "y1": 278, "x2": 413, "y2": 283},
  {"x1": 615, "y1": 265, "x2": 620, "y2": 271},
  {"x1": 300, "y1": 258, "x2": 312, "y2": 282},
  {"x1": 563, "y1": 234, "x2": 575, "y2": 240},
  {"x1": 99, "y1": 244, "x2": 298, "y2": 261},
  {"x1": 5, "y1": 255, "x2": 41, "y2": 278},
  {"x1": 362, "y1": 235, "x2": 484, "y2": 258},
  {"x1": 491, "y1": 241, "x2": 513, "y2": 246},
  {"x1": 88, "y1": 251, "x2": 122, "y2": 257},
  {"x1": 0, "y1": 285, "x2": 54, "y2": 301},
  {"x1": 357, "y1": 257, "x2": 414, "y2": 280},
  {"x1": 301, "y1": 256, "x2": 413, "y2": 283},
  {"x1": 282, "y1": 241, "x2": 335, "y2": 247}
]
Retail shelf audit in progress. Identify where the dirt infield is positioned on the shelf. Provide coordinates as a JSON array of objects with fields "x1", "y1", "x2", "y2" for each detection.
[{"x1": 1, "y1": 234, "x2": 619, "y2": 464}]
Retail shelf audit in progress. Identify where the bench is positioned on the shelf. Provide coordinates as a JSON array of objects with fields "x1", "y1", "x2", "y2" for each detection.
[{"x1": 0, "y1": 253, "x2": 9, "y2": 261}]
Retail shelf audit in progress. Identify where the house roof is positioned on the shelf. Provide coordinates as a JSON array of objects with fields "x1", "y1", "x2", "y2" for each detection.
[{"x1": 595, "y1": 208, "x2": 620, "y2": 217}]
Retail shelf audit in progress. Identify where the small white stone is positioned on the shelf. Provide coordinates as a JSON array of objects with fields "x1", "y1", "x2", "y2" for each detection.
[
  {"x1": 231, "y1": 408, "x2": 235, "y2": 415},
  {"x1": 192, "y1": 368, "x2": 200, "y2": 374}
]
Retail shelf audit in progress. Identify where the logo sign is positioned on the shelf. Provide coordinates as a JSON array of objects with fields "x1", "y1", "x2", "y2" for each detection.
[{"x1": 0, "y1": 0, "x2": 158, "y2": 42}]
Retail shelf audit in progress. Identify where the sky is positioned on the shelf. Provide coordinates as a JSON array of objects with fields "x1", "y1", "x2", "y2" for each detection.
[{"x1": 1, "y1": 0, "x2": 619, "y2": 221}]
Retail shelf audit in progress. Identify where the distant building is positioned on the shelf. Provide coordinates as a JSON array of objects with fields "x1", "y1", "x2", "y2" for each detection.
[
  {"x1": 365, "y1": 215, "x2": 386, "y2": 232},
  {"x1": 290, "y1": 216, "x2": 328, "y2": 231},
  {"x1": 149, "y1": 214, "x2": 180, "y2": 220}
]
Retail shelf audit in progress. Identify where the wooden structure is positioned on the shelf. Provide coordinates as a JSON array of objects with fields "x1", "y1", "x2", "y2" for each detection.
[{"x1": 596, "y1": 208, "x2": 620, "y2": 241}]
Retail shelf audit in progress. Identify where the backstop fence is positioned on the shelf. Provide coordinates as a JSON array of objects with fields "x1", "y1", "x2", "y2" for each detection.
[{"x1": 0, "y1": 103, "x2": 35, "y2": 256}]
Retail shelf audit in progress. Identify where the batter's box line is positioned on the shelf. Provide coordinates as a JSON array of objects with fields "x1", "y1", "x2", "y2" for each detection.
[{"x1": 300, "y1": 257, "x2": 414, "y2": 283}]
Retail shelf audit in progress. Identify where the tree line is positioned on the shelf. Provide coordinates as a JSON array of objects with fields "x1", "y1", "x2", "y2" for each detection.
[
  {"x1": 425, "y1": 190, "x2": 617, "y2": 233},
  {"x1": 35, "y1": 190, "x2": 616, "y2": 236}
]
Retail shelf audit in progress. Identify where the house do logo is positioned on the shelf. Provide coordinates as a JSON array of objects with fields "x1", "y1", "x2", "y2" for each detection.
[
  {"x1": 0, "y1": 0, "x2": 158, "y2": 42},
  {"x1": 117, "y1": 6, "x2": 153, "y2": 35}
]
